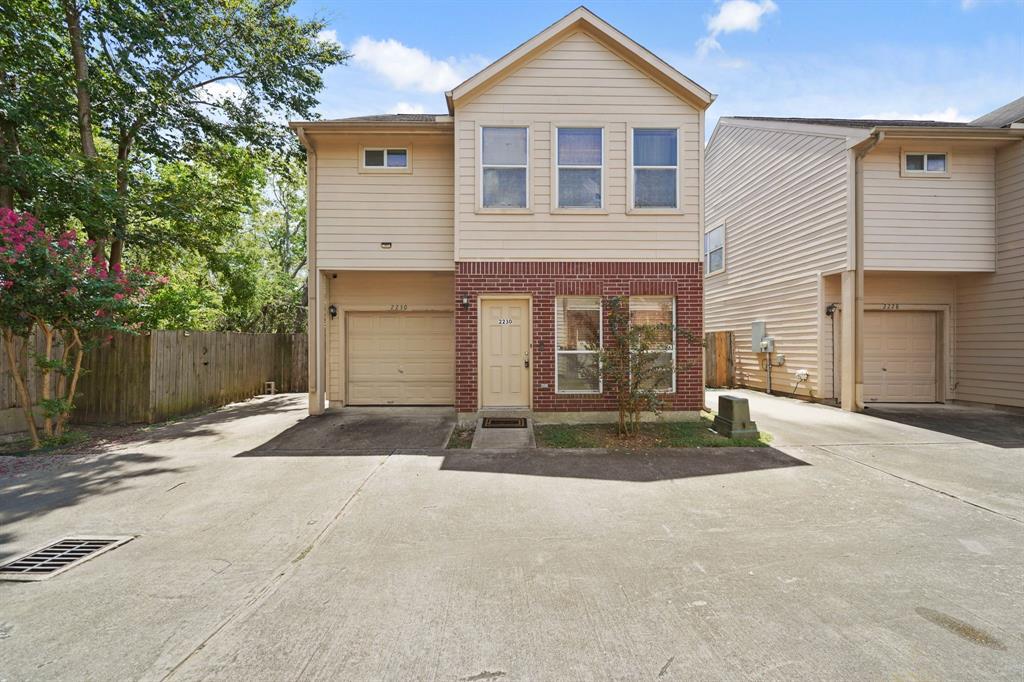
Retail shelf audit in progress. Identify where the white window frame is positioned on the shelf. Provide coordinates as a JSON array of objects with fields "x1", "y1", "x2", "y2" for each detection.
[
  {"x1": 359, "y1": 146, "x2": 412, "y2": 174},
  {"x1": 629, "y1": 127, "x2": 681, "y2": 213},
  {"x1": 479, "y1": 125, "x2": 530, "y2": 211},
  {"x1": 900, "y1": 149, "x2": 950, "y2": 178},
  {"x1": 630, "y1": 296, "x2": 676, "y2": 394},
  {"x1": 554, "y1": 296, "x2": 603, "y2": 395},
  {"x1": 704, "y1": 222, "x2": 725, "y2": 276},
  {"x1": 554, "y1": 126, "x2": 605, "y2": 212}
]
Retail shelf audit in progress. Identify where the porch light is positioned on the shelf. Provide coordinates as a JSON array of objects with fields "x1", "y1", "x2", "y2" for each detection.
[
  {"x1": 328, "y1": 304, "x2": 338, "y2": 319},
  {"x1": 461, "y1": 295, "x2": 469, "y2": 309}
]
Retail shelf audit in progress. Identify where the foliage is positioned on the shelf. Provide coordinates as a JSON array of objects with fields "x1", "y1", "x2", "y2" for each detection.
[
  {"x1": 586, "y1": 297, "x2": 702, "y2": 438},
  {"x1": 0, "y1": 208, "x2": 157, "y2": 448}
]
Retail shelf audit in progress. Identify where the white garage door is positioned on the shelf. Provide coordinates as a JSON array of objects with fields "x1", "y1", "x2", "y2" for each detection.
[
  {"x1": 863, "y1": 311, "x2": 937, "y2": 403},
  {"x1": 346, "y1": 312, "x2": 454, "y2": 405}
]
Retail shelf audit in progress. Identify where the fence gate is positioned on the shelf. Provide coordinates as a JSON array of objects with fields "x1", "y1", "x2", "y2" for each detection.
[{"x1": 704, "y1": 331, "x2": 735, "y2": 388}]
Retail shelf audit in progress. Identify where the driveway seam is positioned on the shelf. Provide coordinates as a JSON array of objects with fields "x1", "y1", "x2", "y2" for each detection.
[
  {"x1": 812, "y1": 445, "x2": 1022, "y2": 524},
  {"x1": 158, "y1": 451, "x2": 394, "y2": 681}
]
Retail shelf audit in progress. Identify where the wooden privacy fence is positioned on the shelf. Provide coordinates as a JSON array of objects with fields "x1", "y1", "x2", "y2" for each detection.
[
  {"x1": 704, "y1": 331, "x2": 735, "y2": 388},
  {"x1": 74, "y1": 331, "x2": 308, "y2": 424},
  {"x1": 0, "y1": 330, "x2": 308, "y2": 433}
]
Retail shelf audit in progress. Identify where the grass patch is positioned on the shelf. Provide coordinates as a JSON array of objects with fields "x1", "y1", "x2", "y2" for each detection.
[
  {"x1": 534, "y1": 414, "x2": 770, "y2": 449},
  {"x1": 446, "y1": 427, "x2": 476, "y2": 449},
  {"x1": 0, "y1": 430, "x2": 90, "y2": 456}
]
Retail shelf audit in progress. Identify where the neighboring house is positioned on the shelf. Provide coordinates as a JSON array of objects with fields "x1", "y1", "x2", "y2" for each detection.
[
  {"x1": 704, "y1": 97, "x2": 1024, "y2": 411},
  {"x1": 290, "y1": 7, "x2": 714, "y2": 423}
]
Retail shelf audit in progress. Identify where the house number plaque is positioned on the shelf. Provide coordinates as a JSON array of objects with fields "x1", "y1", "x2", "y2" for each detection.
[
  {"x1": 390, "y1": 304, "x2": 408, "y2": 311},
  {"x1": 497, "y1": 318, "x2": 513, "y2": 325}
]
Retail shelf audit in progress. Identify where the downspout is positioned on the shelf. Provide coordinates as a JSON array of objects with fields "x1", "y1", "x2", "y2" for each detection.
[
  {"x1": 850, "y1": 129, "x2": 884, "y2": 411},
  {"x1": 296, "y1": 127, "x2": 324, "y2": 415}
]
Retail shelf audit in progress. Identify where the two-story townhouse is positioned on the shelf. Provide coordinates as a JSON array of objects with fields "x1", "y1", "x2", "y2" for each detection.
[
  {"x1": 704, "y1": 97, "x2": 1024, "y2": 411},
  {"x1": 290, "y1": 7, "x2": 714, "y2": 424}
]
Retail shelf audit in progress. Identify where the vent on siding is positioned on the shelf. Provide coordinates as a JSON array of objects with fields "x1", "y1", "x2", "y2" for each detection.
[{"x1": 0, "y1": 536, "x2": 133, "y2": 582}]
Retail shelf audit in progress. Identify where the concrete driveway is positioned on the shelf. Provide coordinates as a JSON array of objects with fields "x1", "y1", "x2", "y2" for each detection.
[{"x1": 1, "y1": 393, "x2": 1022, "y2": 680}]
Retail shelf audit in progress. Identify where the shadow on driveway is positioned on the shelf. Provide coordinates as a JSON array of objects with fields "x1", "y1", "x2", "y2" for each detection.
[
  {"x1": 864, "y1": 404, "x2": 1024, "y2": 448},
  {"x1": 439, "y1": 446, "x2": 808, "y2": 482},
  {"x1": 237, "y1": 408, "x2": 456, "y2": 456}
]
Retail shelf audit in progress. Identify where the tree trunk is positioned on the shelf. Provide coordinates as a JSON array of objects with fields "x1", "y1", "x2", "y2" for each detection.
[
  {"x1": 64, "y1": 0, "x2": 97, "y2": 160},
  {"x1": 55, "y1": 331, "x2": 84, "y2": 437},
  {"x1": 38, "y1": 323, "x2": 54, "y2": 437},
  {"x1": 2, "y1": 330, "x2": 40, "y2": 448}
]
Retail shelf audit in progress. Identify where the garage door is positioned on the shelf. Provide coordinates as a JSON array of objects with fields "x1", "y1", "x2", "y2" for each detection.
[
  {"x1": 346, "y1": 312, "x2": 454, "y2": 405},
  {"x1": 863, "y1": 311, "x2": 936, "y2": 403}
]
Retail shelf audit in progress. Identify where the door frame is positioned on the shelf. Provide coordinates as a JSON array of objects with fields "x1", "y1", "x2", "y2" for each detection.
[
  {"x1": 477, "y1": 294, "x2": 533, "y2": 409},
  {"x1": 833, "y1": 303, "x2": 950, "y2": 403}
]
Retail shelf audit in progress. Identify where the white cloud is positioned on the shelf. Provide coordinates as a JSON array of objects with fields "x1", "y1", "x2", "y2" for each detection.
[
  {"x1": 350, "y1": 36, "x2": 487, "y2": 93},
  {"x1": 317, "y1": 29, "x2": 342, "y2": 47},
  {"x1": 961, "y1": 0, "x2": 978, "y2": 9},
  {"x1": 199, "y1": 81, "x2": 244, "y2": 103},
  {"x1": 393, "y1": 101, "x2": 426, "y2": 114},
  {"x1": 859, "y1": 107, "x2": 971, "y2": 122},
  {"x1": 697, "y1": 0, "x2": 778, "y2": 58}
]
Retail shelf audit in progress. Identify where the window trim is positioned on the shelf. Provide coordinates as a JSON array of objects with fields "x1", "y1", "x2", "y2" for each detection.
[
  {"x1": 704, "y1": 222, "x2": 726, "y2": 276},
  {"x1": 628, "y1": 126, "x2": 683, "y2": 214},
  {"x1": 900, "y1": 148, "x2": 951, "y2": 178},
  {"x1": 630, "y1": 296, "x2": 677, "y2": 394},
  {"x1": 552, "y1": 126, "x2": 606, "y2": 214},
  {"x1": 358, "y1": 145, "x2": 413, "y2": 174},
  {"x1": 554, "y1": 296, "x2": 603, "y2": 395},
  {"x1": 478, "y1": 124, "x2": 532, "y2": 213}
]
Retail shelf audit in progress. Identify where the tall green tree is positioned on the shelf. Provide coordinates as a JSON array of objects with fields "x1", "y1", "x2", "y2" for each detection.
[{"x1": 56, "y1": 0, "x2": 346, "y2": 268}]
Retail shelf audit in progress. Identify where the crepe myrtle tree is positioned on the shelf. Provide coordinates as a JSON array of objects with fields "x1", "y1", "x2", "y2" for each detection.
[
  {"x1": 585, "y1": 296, "x2": 702, "y2": 438},
  {"x1": 0, "y1": 208, "x2": 158, "y2": 448}
]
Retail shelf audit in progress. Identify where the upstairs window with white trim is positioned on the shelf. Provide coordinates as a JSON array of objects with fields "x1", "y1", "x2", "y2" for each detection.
[
  {"x1": 481, "y1": 126, "x2": 528, "y2": 208},
  {"x1": 705, "y1": 224, "x2": 725, "y2": 275},
  {"x1": 555, "y1": 297, "x2": 602, "y2": 394},
  {"x1": 902, "y1": 151, "x2": 948, "y2": 176},
  {"x1": 556, "y1": 128, "x2": 603, "y2": 209},
  {"x1": 632, "y1": 128, "x2": 678, "y2": 209},
  {"x1": 363, "y1": 148, "x2": 408, "y2": 169},
  {"x1": 629, "y1": 296, "x2": 676, "y2": 392}
]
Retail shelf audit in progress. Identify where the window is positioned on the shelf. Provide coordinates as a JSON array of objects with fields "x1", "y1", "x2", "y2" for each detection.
[
  {"x1": 556, "y1": 128, "x2": 602, "y2": 209},
  {"x1": 629, "y1": 296, "x2": 675, "y2": 392},
  {"x1": 632, "y1": 128, "x2": 678, "y2": 209},
  {"x1": 556, "y1": 297, "x2": 601, "y2": 393},
  {"x1": 903, "y1": 152, "x2": 948, "y2": 176},
  {"x1": 705, "y1": 224, "x2": 724, "y2": 275},
  {"x1": 363, "y1": 148, "x2": 408, "y2": 169},
  {"x1": 481, "y1": 127, "x2": 528, "y2": 208}
]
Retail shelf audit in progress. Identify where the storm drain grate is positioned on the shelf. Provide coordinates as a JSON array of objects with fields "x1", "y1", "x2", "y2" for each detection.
[
  {"x1": 482, "y1": 417, "x2": 527, "y2": 429},
  {"x1": 0, "y1": 536, "x2": 133, "y2": 582}
]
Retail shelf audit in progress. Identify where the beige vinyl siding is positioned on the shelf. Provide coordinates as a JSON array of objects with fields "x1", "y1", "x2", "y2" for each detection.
[
  {"x1": 825, "y1": 273, "x2": 956, "y2": 401},
  {"x1": 454, "y1": 30, "x2": 700, "y2": 261},
  {"x1": 954, "y1": 140, "x2": 1024, "y2": 408},
  {"x1": 326, "y1": 271, "x2": 454, "y2": 403},
  {"x1": 705, "y1": 123, "x2": 850, "y2": 398},
  {"x1": 315, "y1": 133, "x2": 454, "y2": 270},
  {"x1": 862, "y1": 141, "x2": 996, "y2": 272}
]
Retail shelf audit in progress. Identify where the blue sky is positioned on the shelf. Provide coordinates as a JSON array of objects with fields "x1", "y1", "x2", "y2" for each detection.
[{"x1": 293, "y1": 0, "x2": 1024, "y2": 134}]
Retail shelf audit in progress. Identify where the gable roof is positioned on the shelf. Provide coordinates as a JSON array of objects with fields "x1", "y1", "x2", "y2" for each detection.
[
  {"x1": 445, "y1": 6, "x2": 714, "y2": 114},
  {"x1": 970, "y1": 96, "x2": 1024, "y2": 128}
]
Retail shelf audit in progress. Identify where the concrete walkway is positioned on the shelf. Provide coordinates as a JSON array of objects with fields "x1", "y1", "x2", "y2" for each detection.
[{"x1": 1, "y1": 393, "x2": 1021, "y2": 680}]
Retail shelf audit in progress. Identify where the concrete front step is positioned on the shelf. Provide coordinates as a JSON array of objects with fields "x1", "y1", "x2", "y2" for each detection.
[{"x1": 470, "y1": 412, "x2": 536, "y2": 449}]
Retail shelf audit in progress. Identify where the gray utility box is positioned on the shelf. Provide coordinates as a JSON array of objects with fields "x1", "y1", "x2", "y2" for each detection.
[
  {"x1": 752, "y1": 320, "x2": 774, "y2": 353},
  {"x1": 713, "y1": 395, "x2": 760, "y2": 439}
]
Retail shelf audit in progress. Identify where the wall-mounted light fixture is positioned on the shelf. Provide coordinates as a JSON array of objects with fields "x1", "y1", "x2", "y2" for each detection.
[
  {"x1": 328, "y1": 304, "x2": 338, "y2": 319},
  {"x1": 380, "y1": 241, "x2": 392, "y2": 250},
  {"x1": 461, "y1": 295, "x2": 469, "y2": 310}
]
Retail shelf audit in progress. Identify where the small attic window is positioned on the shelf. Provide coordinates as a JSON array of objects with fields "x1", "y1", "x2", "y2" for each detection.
[
  {"x1": 902, "y1": 151, "x2": 948, "y2": 177},
  {"x1": 361, "y1": 147, "x2": 410, "y2": 172}
]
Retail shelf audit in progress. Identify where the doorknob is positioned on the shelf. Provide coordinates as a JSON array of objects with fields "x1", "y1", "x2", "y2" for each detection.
[{"x1": 524, "y1": 354, "x2": 530, "y2": 369}]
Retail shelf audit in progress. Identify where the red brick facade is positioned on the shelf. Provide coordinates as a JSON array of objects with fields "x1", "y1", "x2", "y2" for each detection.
[{"x1": 455, "y1": 262, "x2": 703, "y2": 413}]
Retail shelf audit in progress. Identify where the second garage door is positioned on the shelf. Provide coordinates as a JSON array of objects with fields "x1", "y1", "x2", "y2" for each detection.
[
  {"x1": 863, "y1": 311, "x2": 937, "y2": 403},
  {"x1": 346, "y1": 312, "x2": 455, "y2": 405}
]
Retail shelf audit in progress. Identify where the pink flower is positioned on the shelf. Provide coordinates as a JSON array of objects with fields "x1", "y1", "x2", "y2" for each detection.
[
  {"x1": 113, "y1": 293, "x2": 124, "y2": 301},
  {"x1": 14, "y1": 244, "x2": 25, "y2": 253}
]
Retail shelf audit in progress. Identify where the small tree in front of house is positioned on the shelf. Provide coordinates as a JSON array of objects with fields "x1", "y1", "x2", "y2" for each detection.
[
  {"x1": 587, "y1": 296, "x2": 701, "y2": 438},
  {"x1": 0, "y1": 208, "x2": 156, "y2": 448}
]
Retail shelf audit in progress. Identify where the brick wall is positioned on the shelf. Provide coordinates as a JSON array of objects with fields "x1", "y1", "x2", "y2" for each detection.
[{"x1": 455, "y1": 262, "x2": 703, "y2": 413}]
